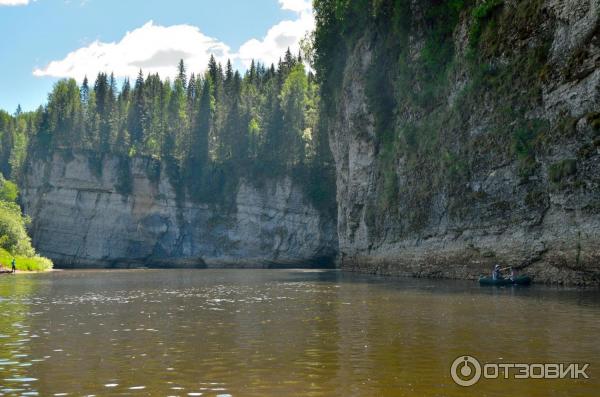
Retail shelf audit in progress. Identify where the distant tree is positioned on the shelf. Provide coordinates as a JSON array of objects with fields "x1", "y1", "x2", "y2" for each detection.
[
  {"x1": 188, "y1": 75, "x2": 213, "y2": 182},
  {"x1": 279, "y1": 64, "x2": 309, "y2": 165},
  {"x1": 128, "y1": 70, "x2": 146, "y2": 148},
  {"x1": 80, "y1": 76, "x2": 90, "y2": 111},
  {"x1": 177, "y1": 59, "x2": 187, "y2": 90},
  {"x1": 224, "y1": 59, "x2": 234, "y2": 92},
  {"x1": 0, "y1": 110, "x2": 14, "y2": 176},
  {"x1": 46, "y1": 79, "x2": 82, "y2": 148},
  {"x1": 187, "y1": 73, "x2": 196, "y2": 104},
  {"x1": 168, "y1": 76, "x2": 188, "y2": 160},
  {"x1": 0, "y1": 173, "x2": 18, "y2": 202}
]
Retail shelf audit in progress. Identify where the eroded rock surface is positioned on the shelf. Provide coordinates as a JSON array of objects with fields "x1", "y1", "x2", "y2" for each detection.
[{"x1": 22, "y1": 152, "x2": 337, "y2": 268}]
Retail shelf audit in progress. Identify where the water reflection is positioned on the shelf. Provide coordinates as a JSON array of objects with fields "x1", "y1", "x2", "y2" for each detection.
[{"x1": 0, "y1": 269, "x2": 599, "y2": 396}]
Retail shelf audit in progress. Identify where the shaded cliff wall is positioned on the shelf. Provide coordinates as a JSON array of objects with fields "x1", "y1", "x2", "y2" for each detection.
[
  {"x1": 319, "y1": 0, "x2": 600, "y2": 284},
  {"x1": 22, "y1": 151, "x2": 337, "y2": 268}
]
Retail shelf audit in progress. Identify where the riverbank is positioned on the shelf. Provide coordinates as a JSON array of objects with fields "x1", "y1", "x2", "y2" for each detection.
[{"x1": 0, "y1": 248, "x2": 53, "y2": 273}]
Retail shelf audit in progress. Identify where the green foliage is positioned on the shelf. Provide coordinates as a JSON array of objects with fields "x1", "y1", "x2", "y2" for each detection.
[
  {"x1": 512, "y1": 119, "x2": 547, "y2": 178},
  {"x1": 587, "y1": 112, "x2": 600, "y2": 131},
  {"x1": 0, "y1": 175, "x2": 18, "y2": 203},
  {"x1": 549, "y1": 159, "x2": 577, "y2": 183},
  {"x1": 280, "y1": 64, "x2": 311, "y2": 164},
  {"x1": 0, "y1": 248, "x2": 52, "y2": 272},
  {"x1": 12, "y1": 55, "x2": 334, "y2": 211},
  {"x1": 469, "y1": 0, "x2": 504, "y2": 49},
  {"x1": 0, "y1": 108, "x2": 34, "y2": 180},
  {"x1": 0, "y1": 200, "x2": 34, "y2": 257},
  {"x1": 513, "y1": 121, "x2": 540, "y2": 159}
]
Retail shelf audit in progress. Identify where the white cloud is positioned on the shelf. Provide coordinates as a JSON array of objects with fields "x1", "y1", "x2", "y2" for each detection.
[
  {"x1": 33, "y1": 0, "x2": 315, "y2": 80},
  {"x1": 0, "y1": 0, "x2": 29, "y2": 6},
  {"x1": 278, "y1": 0, "x2": 311, "y2": 13},
  {"x1": 34, "y1": 21, "x2": 232, "y2": 80},
  {"x1": 237, "y1": 1, "x2": 314, "y2": 67}
]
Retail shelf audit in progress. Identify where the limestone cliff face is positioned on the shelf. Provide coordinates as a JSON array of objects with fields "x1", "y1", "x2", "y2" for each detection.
[
  {"x1": 328, "y1": 0, "x2": 600, "y2": 284},
  {"x1": 22, "y1": 152, "x2": 337, "y2": 268}
]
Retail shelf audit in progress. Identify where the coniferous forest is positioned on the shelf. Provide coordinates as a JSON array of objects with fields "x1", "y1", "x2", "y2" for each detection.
[{"x1": 0, "y1": 49, "x2": 335, "y2": 209}]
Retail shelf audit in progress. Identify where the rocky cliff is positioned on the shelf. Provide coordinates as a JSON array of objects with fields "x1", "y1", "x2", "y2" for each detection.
[
  {"x1": 21, "y1": 151, "x2": 337, "y2": 268},
  {"x1": 319, "y1": 0, "x2": 600, "y2": 284}
]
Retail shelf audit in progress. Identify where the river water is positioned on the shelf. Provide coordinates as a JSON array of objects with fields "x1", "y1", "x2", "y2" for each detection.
[{"x1": 0, "y1": 269, "x2": 598, "y2": 396}]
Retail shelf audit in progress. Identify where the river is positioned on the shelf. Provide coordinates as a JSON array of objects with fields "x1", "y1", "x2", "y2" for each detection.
[{"x1": 0, "y1": 269, "x2": 598, "y2": 396}]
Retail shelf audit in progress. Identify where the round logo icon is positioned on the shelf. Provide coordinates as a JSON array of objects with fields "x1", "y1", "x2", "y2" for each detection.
[{"x1": 451, "y1": 355, "x2": 482, "y2": 387}]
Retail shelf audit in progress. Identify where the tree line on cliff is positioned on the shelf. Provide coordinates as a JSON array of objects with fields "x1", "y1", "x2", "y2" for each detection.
[{"x1": 0, "y1": 49, "x2": 334, "y2": 209}]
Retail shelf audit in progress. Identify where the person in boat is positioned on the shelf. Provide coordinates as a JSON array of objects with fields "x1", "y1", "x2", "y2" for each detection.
[
  {"x1": 508, "y1": 267, "x2": 515, "y2": 281},
  {"x1": 492, "y1": 264, "x2": 503, "y2": 280},
  {"x1": 11, "y1": 258, "x2": 16, "y2": 274}
]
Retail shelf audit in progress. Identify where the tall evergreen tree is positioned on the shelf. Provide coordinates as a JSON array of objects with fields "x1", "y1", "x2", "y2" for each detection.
[
  {"x1": 177, "y1": 59, "x2": 187, "y2": 90},
  {"x1": 280, "y1": 64, "x2": 309, "y2": 165},
  {"x1": 168, "y1": 77, "x2": 188, "y2": 160},
  {"x1": 189, "y1": 75, "x2": 212, "y2": 176},
  {"x1": 128, "y1": 70, "x2": 146, "y2": 148},
  {"x1": 80, "y1": 76, "x2": 90, "y2": 110}
]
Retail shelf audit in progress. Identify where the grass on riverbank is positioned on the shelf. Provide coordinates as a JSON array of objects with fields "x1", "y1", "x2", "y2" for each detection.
[{"x1": 0, "y1": 248, "x2": 53, "y2": 272}]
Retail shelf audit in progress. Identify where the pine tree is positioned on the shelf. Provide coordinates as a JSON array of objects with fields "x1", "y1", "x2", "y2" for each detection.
[
  {"x1": 284, "y1": 47, "x2": 294, "y2": 68},
  {"x1": 168, "y1": 77, "x2": 188, "y2": 160},
  {"x1": 189, "y1": 75, "x2": 212, "y2": 178},
  {"x1": 208, "y1": 55, "x2": 219, "y2": 87},
  {"x1": 94, "y1": 73, "x2": 109, "y2": 117},
  {"x1": 229, "y1": 71, "x2": 247, "y2": 161},
  {"x1": 128, "y1": 70, "x2": 146, "y2": 148},
  {"x1": 224, "y1": 59, "x2": 234, "y2": 91},
  {"x1": 120, "y1": 79, "x2": 131, "y2": 102},
  {"x1": 187, "y1": 73, "x2": 196, "y2": 104},
  {"x1": 262, "y1": 76, "x2": 284, "y2": 166},
  {"x1": 177, "y1": 59, "x2": 187, "y2": 90},
  {"x1": 47, "y1": 79, "x2": 82, "y2": 148},
  {"x1": 249, "y1": 60, "x2": 257, "y2": 84},
  {"x1": 279, "y1": 64, "x2": 309, "y2": 165},
  {"x1": 114, "y1": 79, "x2": 131, "y2": 152},
  {"x1": 80, "y1": 76, "x2": 90, "y2": 110}
]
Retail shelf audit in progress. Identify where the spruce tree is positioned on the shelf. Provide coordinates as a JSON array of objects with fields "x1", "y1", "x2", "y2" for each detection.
[
  {"x1": 128, "y1": 70, "x2": 146, "y2": 148},
  {"x1": 177, "y1": 59, "x2": 187, "y2": 90},
  {"x1": 80, "y1": 76, "x2": 90, "y2": 110},
  {"x1": 189, "y1": 75, "x2": 212, "y2": 180}
]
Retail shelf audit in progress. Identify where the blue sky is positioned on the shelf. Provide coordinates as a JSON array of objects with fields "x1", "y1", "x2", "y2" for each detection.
[{"x1": 0, "y1": 0, "x2": 314, "y2": 112}]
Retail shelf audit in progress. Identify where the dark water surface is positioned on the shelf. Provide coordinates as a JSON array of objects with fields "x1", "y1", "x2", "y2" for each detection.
[{"x1": 0, "y1": 269, "x2": 599, "y2": 396}]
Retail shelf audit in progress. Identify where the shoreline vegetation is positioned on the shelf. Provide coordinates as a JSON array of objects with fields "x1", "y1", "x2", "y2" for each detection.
[
  {"x1": 0, "y1": 175, "x2": 53, "y2": 273},
  {"x1": 0, "y1": 248, "x2": 53, "y2": 273}
]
